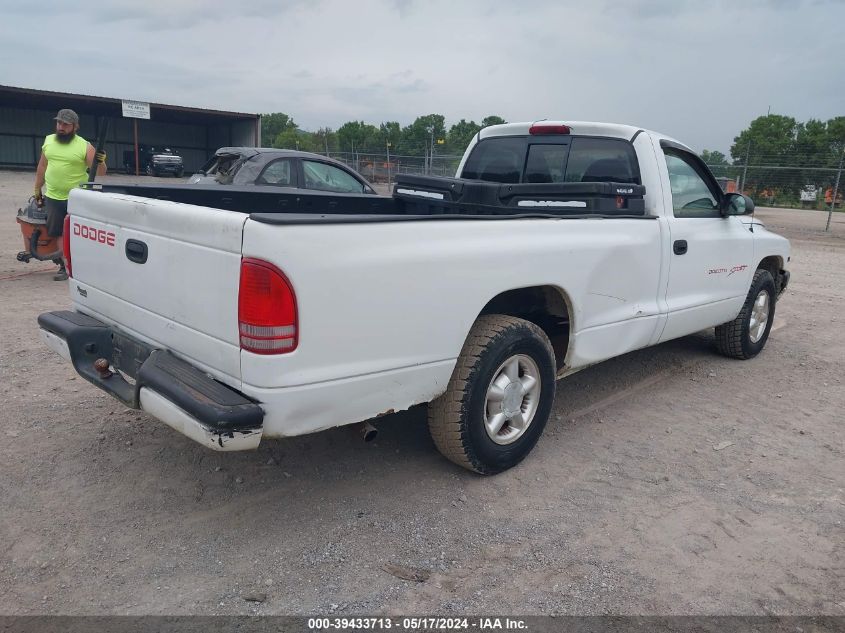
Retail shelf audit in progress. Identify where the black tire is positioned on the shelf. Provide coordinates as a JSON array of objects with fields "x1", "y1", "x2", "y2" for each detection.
[
  {"x1": 428, "y1": 315, "x2": 556, "y2": 474},
  {"x1": 715, "y1": 269, "x2": 777, "y2": 359},
  {"x1": 146, "y1": 164, "x2": 154, "y2": 177}
]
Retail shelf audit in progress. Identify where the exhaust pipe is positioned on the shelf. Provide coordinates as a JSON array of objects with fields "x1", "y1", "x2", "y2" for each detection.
[{"x1": 357, "y1": 421, "x2": 378, "y2": 442}]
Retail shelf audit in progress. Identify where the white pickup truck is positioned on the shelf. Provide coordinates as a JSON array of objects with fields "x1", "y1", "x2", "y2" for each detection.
[{"x1": 39, "y1": 121, "x2": 790, "y2": 474}]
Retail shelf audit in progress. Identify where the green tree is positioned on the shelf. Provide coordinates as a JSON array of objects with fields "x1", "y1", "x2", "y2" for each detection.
[
  {"x1": 481, "y1": 115, "x2": 507, "y2": 128},
  {"x1": 272, "y1": 129, "x2": 296, "y2": 149},
  {"x1": 378, "y1": 121, "x2": 402, "y2": 150},
  {"x1": 825, "y1": 116, "x2": 845, "y2": 161},
  {"x1": 700, "y1": 149, "x2": 736, "y2": 180},
  {"x1": 312, "y1": 127, "x2": 338, "y2": 154},
  {"x1": 701, "y1": 149, "x2": 728, "y2": 166},
  {"x1": 731, "y1": 114, "x2": 799, "y2": 195},
  {"x1": 297, "y1": 130, "x2": 321, "y2": 152},
  {"x1": 730, "y1": 114, "x2": 797, "y2": 165},
  {"x1": 261, "y1": 112, "x2": 297, "y2": 147},
  {"x1": 398, "y1": 114, "x2": 446, "y2": 156},
  {"x1": 447, "y1": 119, "x2": 481, "y2": 153},
  {"x1": 795, "y1": 119, "x2": 830, "y2": 167},
  {"x1": 337, "y1": 120, "x2": 380, "y2": 153}
]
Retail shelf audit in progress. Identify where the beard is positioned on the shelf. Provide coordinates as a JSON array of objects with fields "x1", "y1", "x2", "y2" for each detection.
[{"x1": 55, "y1": 131, "x2": 75, "y2": 144}]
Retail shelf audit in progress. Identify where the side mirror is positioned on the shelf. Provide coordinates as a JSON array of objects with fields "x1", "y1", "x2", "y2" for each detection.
[{"x1": 723, "y1": 193, "x2": 755, "y2": 216}]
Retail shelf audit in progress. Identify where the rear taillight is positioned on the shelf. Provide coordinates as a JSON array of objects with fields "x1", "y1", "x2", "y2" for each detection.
[
  {"x1": 238, "y1": 258, "x2": 298, "y2": 354},
  {"x1": 529, "y1": 123, "x2": 571, "y2": 135},
  {"x1": 62, "y1": 215, "x2": 72, "y2": 277}
]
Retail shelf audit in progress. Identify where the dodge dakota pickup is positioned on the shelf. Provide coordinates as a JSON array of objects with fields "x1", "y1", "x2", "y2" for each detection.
[{"x1": 39, "y1": 121, "x2": 790, "y2": 474}]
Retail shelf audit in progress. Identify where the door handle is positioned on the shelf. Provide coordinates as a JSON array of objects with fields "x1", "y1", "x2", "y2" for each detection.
[
  {"x1": 125, "y1": 239, "x2": 148, "y2": 264},
  {"x1": 673, "y1": 240, "x2": 688, "y2": 255}
]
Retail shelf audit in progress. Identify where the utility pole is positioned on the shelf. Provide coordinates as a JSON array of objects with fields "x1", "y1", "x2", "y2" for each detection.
[
  {"x1": 386, "y1": 141, "x2": 391, "y2": 188},
  {"x1": 826, "y1": 147, "x2": 844, "y2": 232},
  {"x1": 741, "y1": 141, "x2": 752, "y2": 193},
  {"x1": 429, "y1": 128, "x2": 436, "y2": 175},
  {"x1": 433, "y1": 137, "x2": 445, "y2": 175}
]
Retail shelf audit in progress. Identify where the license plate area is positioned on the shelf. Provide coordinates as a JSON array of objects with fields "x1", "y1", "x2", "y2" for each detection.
[{"x1": 111, "y1": 330, "x2": 153, "y2": 379}]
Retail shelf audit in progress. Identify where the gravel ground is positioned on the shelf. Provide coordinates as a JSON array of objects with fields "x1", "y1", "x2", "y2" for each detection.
[{"x1": 0, "y1": 170, "x2": 842, "y2": 616}]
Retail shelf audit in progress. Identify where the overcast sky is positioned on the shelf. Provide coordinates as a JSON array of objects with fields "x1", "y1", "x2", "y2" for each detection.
[{"x1": 2, "y1": 0, "x2": 843, "y2": 154}]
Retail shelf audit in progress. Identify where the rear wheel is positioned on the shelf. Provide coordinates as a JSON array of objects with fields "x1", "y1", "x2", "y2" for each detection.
[
  {"x1": 715, "y1": 269, "x2": 776, "y2": 359},
  {"x1": 428, "y1": 315, "x2": 556, "y2": 474}
]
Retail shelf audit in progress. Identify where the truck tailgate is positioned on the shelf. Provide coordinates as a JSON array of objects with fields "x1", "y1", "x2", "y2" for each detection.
[{"x1": 66, "y1": 188, "x2": 246, "y2": 385}]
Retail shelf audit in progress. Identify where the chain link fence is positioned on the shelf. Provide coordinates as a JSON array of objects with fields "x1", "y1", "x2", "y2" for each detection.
[
  {"x1": 312, "y1": 148, "x2": 845, "y2": 230},
  {"x1": 324, "y1": 151, "x2": 463, "y2": 184},
  {"x1": 325, "y1": 151, "x2": 843, "y2": 204},
  {"x1": 707, "y1": 152, "x2": 844, "y2": 231},
  {"x1": 706, "y1": 161, "x2": 843, "y2": 211}
]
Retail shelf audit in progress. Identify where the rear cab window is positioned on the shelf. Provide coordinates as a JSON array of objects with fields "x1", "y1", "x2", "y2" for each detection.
[
  {"x1": 460, "y1": 137, "x2": 527, "y2": 183},
  {"x1": 460, "y1": 136, "x2": 640, "y2": 185},
  {"x1": 204, "y1": 153, "x2": 248, "y2": 184}
]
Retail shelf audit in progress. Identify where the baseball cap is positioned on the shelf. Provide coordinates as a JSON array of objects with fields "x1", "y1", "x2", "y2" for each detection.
[{"x1": 54, "y1": 109, "x2": 79, "y2": 125}]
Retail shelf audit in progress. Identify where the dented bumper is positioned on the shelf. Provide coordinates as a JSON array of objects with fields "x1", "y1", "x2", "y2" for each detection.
[{"x1": 37, "y1": 310, "x2": 263, "y2": 451}]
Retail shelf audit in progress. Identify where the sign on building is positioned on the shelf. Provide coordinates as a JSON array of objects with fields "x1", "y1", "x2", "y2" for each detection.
[{"x1": 121, "y1": 100, "x2": 151, "y2": 120}]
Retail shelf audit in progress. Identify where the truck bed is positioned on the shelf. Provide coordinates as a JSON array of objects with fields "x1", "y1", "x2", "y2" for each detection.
[{"x1": 81, "y1": 174, "x2": 649, "y2": 223}]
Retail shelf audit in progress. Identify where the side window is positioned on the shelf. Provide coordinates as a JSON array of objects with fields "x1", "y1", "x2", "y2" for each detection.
[
  {"x1": 565, "y1": 137, "x2": 640, "y2": 184},
  {"x1": 664, "y1": 152, "x2": 721, "y2": 218},
  {"x1": 302, "y1": 161, "x2": 364, "y2": 193},
  {"x1": 461, "y1": 138, "x2": 526, "y2": 183},
  {"x1": 257, "y1": 159, "x2": 293, "y2": 186}
]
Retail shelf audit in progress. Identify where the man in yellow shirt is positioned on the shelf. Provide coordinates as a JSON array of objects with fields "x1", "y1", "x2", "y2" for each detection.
[{"x1": 34, "y1": 109, "x2": 107, "y2": 280}]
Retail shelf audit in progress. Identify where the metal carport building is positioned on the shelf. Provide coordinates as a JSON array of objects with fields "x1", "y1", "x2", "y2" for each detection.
[{"x1": 0, "y1": 84, "x2": 261, "y2": 173}]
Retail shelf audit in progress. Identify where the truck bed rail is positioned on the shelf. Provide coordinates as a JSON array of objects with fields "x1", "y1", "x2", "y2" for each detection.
[{"x1": 80, "y1": 175, "x2": 647, "y2": 218}]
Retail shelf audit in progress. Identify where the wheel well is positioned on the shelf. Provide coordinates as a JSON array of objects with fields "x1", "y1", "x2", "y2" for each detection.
[
  {"x1": 757, "y1": 255, "x2": 782, "y2": 282},
  {"x1": 479, "y1": 286, "x2": 571, "y2": 371}
]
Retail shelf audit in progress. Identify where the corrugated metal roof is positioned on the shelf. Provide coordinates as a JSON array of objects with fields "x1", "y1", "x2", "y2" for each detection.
[{"x1": 0, "y1": 84, "x2": 259, "y2": 124}]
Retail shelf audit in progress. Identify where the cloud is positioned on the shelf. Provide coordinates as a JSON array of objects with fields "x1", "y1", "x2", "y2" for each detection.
[
  {"x1": 1, "y1": 0, "x2": 843, "y2": 153},
  {"x1": 89, "y1": 0, "x2": 316, "y2": 30},
  {"x1": 391, "y1": 0, "x2": 416, "y2": 17}
]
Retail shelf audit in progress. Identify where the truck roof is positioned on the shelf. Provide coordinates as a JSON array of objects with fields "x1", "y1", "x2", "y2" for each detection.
[{"x1": 479, "y1": 121, "x2": 690, "y2": 151}]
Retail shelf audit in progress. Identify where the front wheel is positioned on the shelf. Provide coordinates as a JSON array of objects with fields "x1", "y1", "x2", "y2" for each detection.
[
  {"x1": 715, "y1": 269, "x2": 776, "y2": 359},
  {"x1": 428, "y1": 315, "x2": 556, "y2": 474}
]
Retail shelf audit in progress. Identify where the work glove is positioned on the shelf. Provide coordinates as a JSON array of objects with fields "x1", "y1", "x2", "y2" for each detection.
[
  {"x1": 33, "y1": 188, "x2": 43, "y2": 206},
  {"x1": 95, "y1": 150, "x2": 107, "y2": 164}
]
